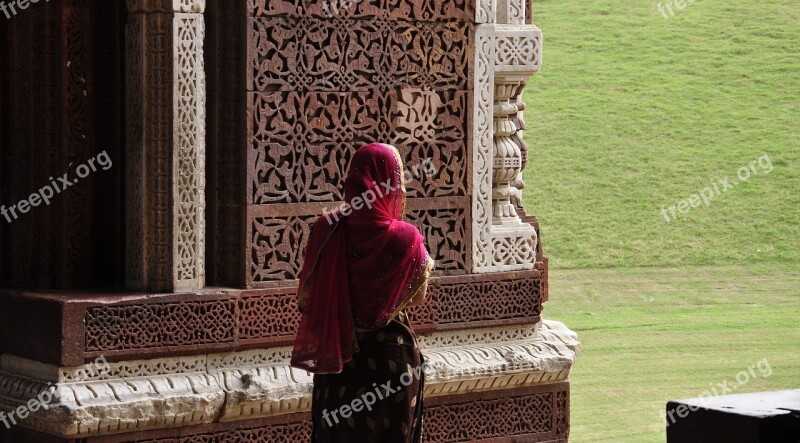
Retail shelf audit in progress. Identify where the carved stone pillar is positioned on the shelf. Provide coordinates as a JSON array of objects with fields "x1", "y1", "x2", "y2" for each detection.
[
  {"x1": 125, "y1": 0, "x2": 206, "y2": 292},
  {"x1": 472, "y1": 0, "x2": 542, "y2": 273}
]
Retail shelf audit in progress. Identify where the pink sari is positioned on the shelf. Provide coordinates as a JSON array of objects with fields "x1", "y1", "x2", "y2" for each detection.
[{"x1": 291, "y1": 143, "x2": 433, "y2": 374}]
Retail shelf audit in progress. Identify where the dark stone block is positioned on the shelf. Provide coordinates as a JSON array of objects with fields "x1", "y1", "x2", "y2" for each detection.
[{"x1": 666, "y1": 390, "x2": 800, "y2": 443}]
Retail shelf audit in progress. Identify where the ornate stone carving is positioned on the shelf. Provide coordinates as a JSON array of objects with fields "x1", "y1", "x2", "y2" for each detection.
[
  {"x1": 208, "y1": 3, "x2": 474, "y2": 286},
  {"x1": 244, "y1": 199, "x2": 471, "y2": 287},
  {"x1": 125, "y1": 1, "x2": 206, "y2": 292},
  {"x1": 131, "y1": 384, "x2": 567, "y2": 443},
  {"x1": 0, "y1": 321, "x2": 578, "y2": 439},
  {"x1": 79, "y1": 271, "x2": 543, "y2": 360},
  {"x1": 246, "y1": 89, "x2": 469, "y2": 204},
  {"x1": 423, "y1": 388, "x2": 560, "y2": 442},
  {"x1": 84, "y1": 299, "x2": 237, "y2": 353},
  {"x1": 472, "y1": 20, "x2": 543, "y2": 272},
  {"x1": 247, "y1": 0, "x2": 474, "y2": 21},
  {"x1": 247, "y1": 18, "x2": 470, "y2": 93}
]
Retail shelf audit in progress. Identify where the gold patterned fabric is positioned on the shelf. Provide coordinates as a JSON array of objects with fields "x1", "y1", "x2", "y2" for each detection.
[{"x1": 311, "y1": 312, "x2": 425, "y2": 443}]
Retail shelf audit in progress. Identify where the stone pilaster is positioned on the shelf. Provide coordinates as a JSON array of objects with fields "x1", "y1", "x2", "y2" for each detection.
[
  {"x1": 125, "y1": 0, "x2": 206, "y2": 292},
  {"x1": 472, "y1": 0, "x2": 543, "y2": 273}
]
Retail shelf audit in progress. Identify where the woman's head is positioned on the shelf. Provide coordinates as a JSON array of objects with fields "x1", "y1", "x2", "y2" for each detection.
[{"x1": 344, "y1": 143, "x2": 406, "y2": 224}]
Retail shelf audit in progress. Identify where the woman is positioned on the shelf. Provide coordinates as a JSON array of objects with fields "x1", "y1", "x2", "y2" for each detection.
[{"x1": 291, "y1": 143, "x2": 434, "y2": 443}]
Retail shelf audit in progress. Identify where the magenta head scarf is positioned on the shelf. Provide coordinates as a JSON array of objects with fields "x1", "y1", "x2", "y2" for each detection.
[{"x1": 291, "y1": 143, "x2": 433, "y2": 374}]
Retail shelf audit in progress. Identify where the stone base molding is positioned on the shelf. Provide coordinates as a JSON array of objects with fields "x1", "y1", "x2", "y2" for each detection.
[{"x1": 0, "y1": 320, "x2": 578, "y2": 439}]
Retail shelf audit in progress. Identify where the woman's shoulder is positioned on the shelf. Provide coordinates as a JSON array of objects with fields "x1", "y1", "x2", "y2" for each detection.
[{"x1": 390, "y1": 220, "x2": 425, "y2": 244}]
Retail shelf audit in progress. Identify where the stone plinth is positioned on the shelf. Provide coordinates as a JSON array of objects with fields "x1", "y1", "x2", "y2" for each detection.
[{"x1": 0, "y1": 321, "x2": 577, "y2": 441}]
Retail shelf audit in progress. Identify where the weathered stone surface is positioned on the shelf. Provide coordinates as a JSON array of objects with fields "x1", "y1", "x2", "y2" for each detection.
[
  {"x1": 471, "y1": 22, "x2": 543, "y2": 273},
  {"x1": 0, "y1": 320, "x2": 578, "y2": 438}
]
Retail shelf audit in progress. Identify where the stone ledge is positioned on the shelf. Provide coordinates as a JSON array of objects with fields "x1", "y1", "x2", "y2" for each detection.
[
  {"x1": 0, "y1": 320, "x2": 578, "y2": 438},
  {"x1": 0, "y1": 269, "x2": 545, "y2": 366}
]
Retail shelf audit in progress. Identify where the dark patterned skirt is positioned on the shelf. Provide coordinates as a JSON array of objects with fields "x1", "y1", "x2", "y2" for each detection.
[{"x1": 311, "y1": 311, "x2": 425, "y2": 442}]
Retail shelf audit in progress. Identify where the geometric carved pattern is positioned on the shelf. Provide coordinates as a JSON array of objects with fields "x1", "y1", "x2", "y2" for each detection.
[
  {"x1": 238, "y1": 291, "x2": 301, "y2": 342},
  {"x1": 405, "y1": 200, "x2": 470, "y2": 273},
  {"x1": 80, "y1": 271, "x2": 543, "y2": 359},
  {"x1": 407, "y1": 270, "x2": 542, "y2": 331},
  {"x1": 248, "y1": 212, "x2": 319, "y2": 283},
  {"x1": 476, "y1": 0, "x2": 531, "y2": 24},
  {"x1": 137, "y1": 422, "x2": 312, "y2": 443},
  {"x1": 85, "y1": 300, "x2": 236, "y2": 353},
  {"x1": 431, "y1": 271, "x2": 542, "y2": 326},
  {"x1": 209, "y1": 0, "x2": 475, "y2": 286},
  {"x1": 248, "y1": 0, "x2": 473, "y2": 22},
  {"x1": 174, "y1": 15, "x2": 207, "y2": 284},
  {"x1": 423, "y1": 393, "x2": 553, "y2": 441},
  {"x1": 248, "y1": 18, "x2": 470, "y2": 93},
  {"x1": 422, "y1": 384, "x2": 569, "y2": 442},
  {"x1": 556, "y1": 389, "x2": 569, "y2": 437},
  {"x1": 247, "y1": 89, "x2": 468, "y2": 203}
]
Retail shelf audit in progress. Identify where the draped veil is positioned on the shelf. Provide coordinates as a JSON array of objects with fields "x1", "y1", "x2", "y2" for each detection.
[{"x1": 291, "y1": 143, "x2": 433, "y2": 374}]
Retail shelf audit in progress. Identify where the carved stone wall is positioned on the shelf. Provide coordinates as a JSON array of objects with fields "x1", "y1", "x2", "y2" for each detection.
[
  {"x1": 472, "y1": 2, "x2": 543, "y2": 273},
  {"x1": 207, "y1": 0, "x2": 475, "y2": 288},
  {"x1": 0, "y1": 270, "x2": 543, "y2": 367},
  {"x1": 0, "y1": 1, "x2": 579, "y2": 442},
  {"x1": 206, "y1": 0, "x2": 543, "y2": 285}
]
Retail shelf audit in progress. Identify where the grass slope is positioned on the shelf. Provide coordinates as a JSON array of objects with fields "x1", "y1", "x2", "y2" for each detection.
[
  {"x1": 521, "y1": 0, "x2": 800, "y2": 269},
  {"x1": 546, "y1": 264, "x2": 800, "y2": 442},
  {"x1": 517, "y1": 2, "x2": 799, "y2": 441}
]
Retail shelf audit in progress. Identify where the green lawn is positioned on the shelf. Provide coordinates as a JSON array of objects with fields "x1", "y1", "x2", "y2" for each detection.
[
  {"x1": 522, "y1": 0, "x2": 799, "y2": 270},
  {"x1": 546, "y1": 265, "x2": 799, "y2": 442},
  {"x1": 518, "y1": 1, "x2": 800, "y2": 441}
]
